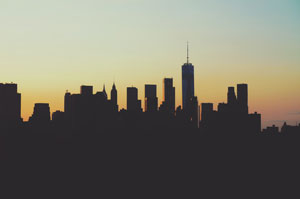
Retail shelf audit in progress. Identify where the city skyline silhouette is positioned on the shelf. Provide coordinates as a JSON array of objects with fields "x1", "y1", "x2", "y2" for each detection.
[
  {"x1": 1, "y1": 43, "x2": 299, "y2": 129},
  {"x1": 1, "y1": 1, "x2": 300, "y2": 196},
  {"x1": 1, "y1": 1, "x2": 299, "y2": 129},
  {"x1": 1, "y1": 48, "x2": 299, "y2": 135},
  {"x1": 1, "y1": 48, "x2": 299, "y2": 130}
]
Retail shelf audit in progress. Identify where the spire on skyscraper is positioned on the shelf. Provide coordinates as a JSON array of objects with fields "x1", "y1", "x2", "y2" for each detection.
[
  {"x1": 187, "y1": 41, "x2": 189, "y2": 64},
  {"x1": 111, "y1": 82, "x2": 118, "y2": 111},
  {"x1": 103, "y1": 84, "x2": 107, "y2": 98}
]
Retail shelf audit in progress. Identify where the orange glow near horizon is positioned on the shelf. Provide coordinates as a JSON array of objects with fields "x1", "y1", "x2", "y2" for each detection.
[
  {"x1": 1, "y1": 0, "x2": 300, "y2": 128},
  {"x1": 18, "y1": 64, "x2": 300, "y2": 129}
]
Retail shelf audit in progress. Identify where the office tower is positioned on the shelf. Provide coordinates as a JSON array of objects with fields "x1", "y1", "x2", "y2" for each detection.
[
  {"x1": 182, "y1": 44, "x2": 194, "y2": 110},
  {"x1": 145, "y1": 85, "x2": 156, "y2": 99},
  {"x1": 0, "y1": 83, "x2": 21, "y2": 126},
  {"x1": 111, "y1": 83, "x2": 118, "y2": 111},
  {"x1": 248, "y1": 112, "x2": 261, "y2": 134},
  {"x1": 30, "y1": 103, "x2": 50, "y2": 124},
  {"x1": 237, "y1": 84, "x2": 248, "y2": 114},
  {"x1": 201, "y1": 103, "x2": 213, "y2": 122},
  {"x1": 64, "y1": 92, "x2": 71, "y2": 114},
  {"x1": 145, "y1": 84, "x2": 158, "y2": 112},
  {"x1": 81, "y1": 85, "x2": 93, "y2": 96},
  {"x1": 163, "y1": 78, "x2": 175, "y2": 113},
  {"x1": 127, "y1": 87, "x2": 141, "y2": 112},
  {"x1": 227, "y1": 87, "x2": 237, "y2": 105}
]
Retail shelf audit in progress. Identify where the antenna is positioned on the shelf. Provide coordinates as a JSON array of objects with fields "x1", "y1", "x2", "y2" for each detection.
[{"x1": 187, "y1": 41, "x2": 189, "y2": 64}]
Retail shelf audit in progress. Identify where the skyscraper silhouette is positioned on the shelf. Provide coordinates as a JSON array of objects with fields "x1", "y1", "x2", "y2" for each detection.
[
  {"x1": 0, "y1": 83, "x2": 22, "y2": 127},
  {"x1": 227, "y1": 87, "x2": 237, "y2": 105},
  {"x1": 237, "y1": 84, "x2": 248, "y2": 114},
  {"x1": 162, "y1": 78, "x2": 175, "y2": 114},
  {"x1": 145, "y1": 84, "x2": 158, "y2": 112},
  {"x1": 64, "y1": 91, "x2": 71, "y2": 119},
  {"x1": 111, "y1": 83, "x2": 118, "y2": 112},
  {"x1": 127, "y1": 87, "x2": 141, "y2": 112},
  {"x1": 182, "y1": 43, "x2": 195, "y2": 110}
]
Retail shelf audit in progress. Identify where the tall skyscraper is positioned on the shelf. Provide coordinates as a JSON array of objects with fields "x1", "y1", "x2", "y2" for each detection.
[
  {"x1": 227, "y1": 87, "x2": 237, "y2": 105},
  {"x1": 0, "y1": 83, "x2": 21, "y2": 126},
  {"x1": 237, "y1": 84, "x2": 248, "y2": 114},
  {"x1": 127, "y1": 87, "x2": 141, "y2": 112},
  {"x1": 145, "y1": 84, "x2": 158, "y2": 112},
  {"x1": 111, "y1": 83, "x2": 118, "y2": 111},
  {"x1": 163, "y1": 78, "x2": 175, "y2": 113},
  {"x1": 182, "y1": 43, "x2": 194, "y2": 110}
]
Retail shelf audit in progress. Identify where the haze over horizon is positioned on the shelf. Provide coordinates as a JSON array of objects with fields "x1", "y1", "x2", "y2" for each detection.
[{"x1": 1, "y1": 0, "x2": 299, "y2": 128}]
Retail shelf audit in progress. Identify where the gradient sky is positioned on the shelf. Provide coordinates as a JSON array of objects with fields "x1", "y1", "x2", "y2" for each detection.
[{"x1": 0, "y1": 0, "x2": 299, "y2": 128}]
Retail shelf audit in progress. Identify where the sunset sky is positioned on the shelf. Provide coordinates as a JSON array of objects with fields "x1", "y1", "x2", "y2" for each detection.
[{"x1": 0, "y1": 0, "x2": 299, "y2": 128}]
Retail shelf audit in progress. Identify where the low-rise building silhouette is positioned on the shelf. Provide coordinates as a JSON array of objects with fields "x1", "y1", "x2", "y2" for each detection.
[
  {"x1": 281, "y1": 122, "x2": 300, "y2": 135},
  {"x1": 262, "y1": 125, "x2": 279, "y2": 135}
]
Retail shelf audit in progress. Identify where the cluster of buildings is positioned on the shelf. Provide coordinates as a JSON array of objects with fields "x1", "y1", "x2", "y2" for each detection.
[
  {"x1": 199, "y1": 84, "x2": 262, "y2": 135},
  {"x1": 0, "y1": 48, "x2": 298, "y2": 135},
  {"x1": 262, "y1": 123, "x2": 300, "y2": 136}
]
